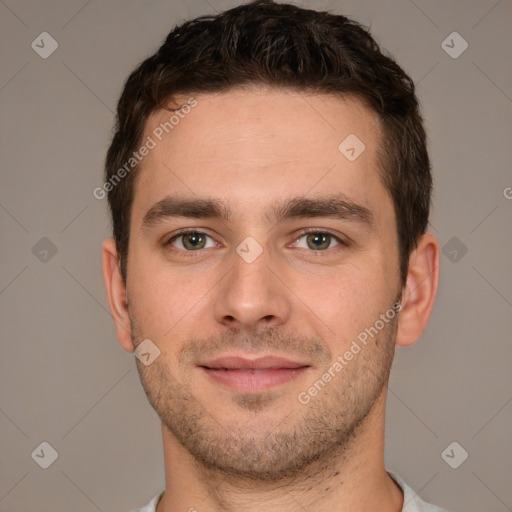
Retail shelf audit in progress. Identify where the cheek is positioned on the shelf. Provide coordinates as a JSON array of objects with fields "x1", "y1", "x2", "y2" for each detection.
[
  {"x1": 127, "y1": 250, "x2": 214, "y2": 338},
  {"x1": 290, "y1": 258, "x2": 394, "y2": 343}
]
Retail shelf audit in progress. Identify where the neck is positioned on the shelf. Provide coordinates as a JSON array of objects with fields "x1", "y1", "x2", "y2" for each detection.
[{"x1": 156, "y1": 391, "x2": 403, "y2": 512}]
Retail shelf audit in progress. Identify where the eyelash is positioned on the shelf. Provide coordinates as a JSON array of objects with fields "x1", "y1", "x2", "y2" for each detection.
[{"x1": 164, "y1": 228, "x2": 349, "y2": 258}]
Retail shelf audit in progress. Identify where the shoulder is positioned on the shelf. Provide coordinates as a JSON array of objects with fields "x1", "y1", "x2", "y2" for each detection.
[
  {"x1": 129, "y1": 491, "x2": 164, "y2": 512},
  {"x1": 387, "y1": 472, "x2": 450, "y2": 512}
]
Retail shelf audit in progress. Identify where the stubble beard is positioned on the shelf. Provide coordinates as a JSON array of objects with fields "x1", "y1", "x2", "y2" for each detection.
[{"x1": 131, "y1": 314, "x2": 398, "y2": 484}]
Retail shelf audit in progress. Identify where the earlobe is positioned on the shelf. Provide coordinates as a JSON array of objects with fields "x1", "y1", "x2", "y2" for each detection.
[
  {"x1": 101, "y1": 238, "x2": 134, "y2": 353},
  {"x1": 396, "y1": 233, "x2": 440, "y2": 347}
]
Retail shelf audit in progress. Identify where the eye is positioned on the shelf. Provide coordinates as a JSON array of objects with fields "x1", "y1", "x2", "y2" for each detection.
[
  {"x1": 291, "y1": 231, "x2": 345, "y2": 251},
  {"x1": 166, "y1": 230, "x2": 217, "y2": 251}
]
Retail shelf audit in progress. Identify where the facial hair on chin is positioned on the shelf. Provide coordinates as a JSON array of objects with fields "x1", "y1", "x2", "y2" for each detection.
[{"x1": 129, "y1": 306, "x2": 399, "y2": 483}]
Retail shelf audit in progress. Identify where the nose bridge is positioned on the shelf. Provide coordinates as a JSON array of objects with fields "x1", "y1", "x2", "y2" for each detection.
[{"x1": 213, "y1": 240, "x2": 290, "y2": 329}]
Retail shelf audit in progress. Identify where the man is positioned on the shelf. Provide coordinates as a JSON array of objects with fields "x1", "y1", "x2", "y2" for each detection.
[{"x1": 101, "y1": 1, "x2": 445, "y2": 510}]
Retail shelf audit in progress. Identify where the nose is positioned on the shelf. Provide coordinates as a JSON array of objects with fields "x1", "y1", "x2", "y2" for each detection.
[{"x1": 213, "y1": 244, "x2": 292, "y2": 332}]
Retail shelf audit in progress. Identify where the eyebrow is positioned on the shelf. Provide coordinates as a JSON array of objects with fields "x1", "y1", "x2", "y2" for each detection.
[{"x1": 141, "y1": 194, "x2": 374, "y2": 230}]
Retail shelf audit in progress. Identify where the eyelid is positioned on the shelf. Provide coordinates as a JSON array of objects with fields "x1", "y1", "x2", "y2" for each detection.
[
  {"x1": 292, "y1": 227, "x2": 349, "y2": 241},
  {"x1": 164, "y1": 227, "x2": 350, "y2": 254},
  {"x1": 164, "y1": 228, "x2": 219, "y2": 247},
  {"x1": 288, "y1": 228, "x2": 350, "y2": 249}
]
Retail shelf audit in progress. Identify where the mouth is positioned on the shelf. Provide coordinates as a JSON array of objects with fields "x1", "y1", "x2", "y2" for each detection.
[{"x1": 198, "y1": 355, "x2": 311, "y2": 392}]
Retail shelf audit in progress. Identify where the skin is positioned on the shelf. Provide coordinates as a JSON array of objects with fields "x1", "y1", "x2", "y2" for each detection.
[{"x1": 102, "y1": 85, "x2": 439, "y2": 512}]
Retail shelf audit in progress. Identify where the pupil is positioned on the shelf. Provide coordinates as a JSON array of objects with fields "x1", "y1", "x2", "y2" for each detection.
[
  {"x1": 186, "y1": 233, "x2": 203, "y2": 248},
  {"x1": 309, "y1": 233, "x2": 328, "y2": 250}
]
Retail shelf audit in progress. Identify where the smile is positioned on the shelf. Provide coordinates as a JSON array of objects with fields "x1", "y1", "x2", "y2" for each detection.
[{"x1": 198, "y1": 355, "x2": 311, "y2": 392}]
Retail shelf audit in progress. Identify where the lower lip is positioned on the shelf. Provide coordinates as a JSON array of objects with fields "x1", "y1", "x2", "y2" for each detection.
[{"x1": 200, "y1": 367, "x2": 309, "y2": 392}]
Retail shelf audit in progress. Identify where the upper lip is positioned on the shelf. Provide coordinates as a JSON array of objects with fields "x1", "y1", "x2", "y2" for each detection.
[{"x1": 199, "y1": 355, "x2": 310, "y2": 370}]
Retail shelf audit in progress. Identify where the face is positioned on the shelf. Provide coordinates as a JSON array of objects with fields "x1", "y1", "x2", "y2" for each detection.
[{"x1": 125, "y1": 87, "x2": 402, "y2": 480}]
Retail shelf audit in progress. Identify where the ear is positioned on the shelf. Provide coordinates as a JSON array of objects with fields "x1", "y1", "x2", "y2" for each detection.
[
  {"x1": 102, "y1": 238, "x2": 134, "y2": 353},
  {"x1": 396, "y1": 232, "x2": 440, "y2": 347}
]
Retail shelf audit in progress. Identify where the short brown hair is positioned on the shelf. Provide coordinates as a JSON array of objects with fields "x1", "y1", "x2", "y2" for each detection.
[{"x1": 104, "y1": 0, "x2": 431, "y2": 285}]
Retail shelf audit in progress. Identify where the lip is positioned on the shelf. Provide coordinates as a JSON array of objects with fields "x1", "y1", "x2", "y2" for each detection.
[{"x1": 198, "y1": 355, "x2": 311, "y2": 392}]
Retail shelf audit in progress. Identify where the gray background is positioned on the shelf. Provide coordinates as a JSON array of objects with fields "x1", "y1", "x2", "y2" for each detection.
[{"x1": 1, "y1": 0, "x2": 511, "y2": 511}]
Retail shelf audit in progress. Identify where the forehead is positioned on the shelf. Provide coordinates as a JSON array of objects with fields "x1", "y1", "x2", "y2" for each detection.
[{"x1": 132, "y1": 86, "x2": 389, "y2": 224}]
